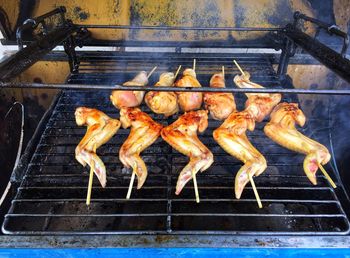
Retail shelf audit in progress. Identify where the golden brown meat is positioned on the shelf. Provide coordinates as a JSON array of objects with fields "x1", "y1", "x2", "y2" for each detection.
[
  {"x1": 204, "y1": 72, "x2": 236, "y2": 120},
  {"x1": 145, "y1": 72, "x2": 179, "y2": 117},
  {"x1": 75, "y1": 107, "x2": 121, "y2": 187},
  {"x1": 174, "y1": 68, "x2": 203, "y2": 112},
  {"x1": 213, "y1": 111, "x2": 267, "y2": 199},
  {"x1": 264, "y1": 102, "x2": 331, "y2": 185},
  {"x1": 110, "y1": 71, "x2": 148, "y2": 109},
  {"x1": 119, "y1": 107, "x2": 163, "y2": 189},
  {"x1": 161, "y1": 110, "x2": 214, "y2": 195},
  {"x1": 234, "y1": 72, "x2": 281, "y2": 122}
]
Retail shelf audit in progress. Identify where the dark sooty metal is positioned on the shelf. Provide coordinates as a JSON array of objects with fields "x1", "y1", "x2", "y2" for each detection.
[{"x1": 2, "y1": 54, "x2": 350, "y2": 235}]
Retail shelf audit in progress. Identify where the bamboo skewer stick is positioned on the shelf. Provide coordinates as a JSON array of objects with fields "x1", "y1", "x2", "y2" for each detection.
[
  {"x1": 249, "y1": 173, "x2": 262, "y2": 208},
  {"x1": 318, "y1": 163, "x2": 337, "y2": 188},
  {"x1": 192, "y1": 169, "x2": 200, "y2": 203},
  {"x1": 147, "y1": 66, "x2": 158, "y2": 79},
  {"x1": 233, "y1": 60, "x2": 246, "y2": 76},
  {"x1": 193, "y1": 59, "x2": 196, "y2": 72},
  {"x1": 86, "y1": 143, "x2": 97, "y2": 206},
  {"x1": 126, "y1": 162, "x2": 137, "y2": 199},
  {"x1": 86, "y1": 164, "x2": 94, "y2": 206},
  {"x1": 222, "y1": 66, "x2": 225, "y2": 78},
  {"x1": 174, "y1": 65, "x2": 182, "y2": 79}
]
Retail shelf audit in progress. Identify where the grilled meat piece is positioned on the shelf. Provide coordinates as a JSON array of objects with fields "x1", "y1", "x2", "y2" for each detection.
[
  {"x1": 204, "y1": 72, "x2": 236, "y2": 120},
  {"x1": 161, "y1": 110, "x2": 214, "y2": 195},
  {"x1": 264, "y1": 102, "x2": 331, "y2": 185},
  {"x1": 119, "y1": 107, "x2": 163, "y2": 189},
  {"x1": 75, "y1": 107, "x2": 121, "y2": 187},
  {"x1": 174, "y1": 68, "x2": 203, "y2": 112},
  {"x1": 110, "y1": 71, "x2": 148, "y2": 109},
  {"x1": 145, "y1": 72, "x2": 179, "y2": 117},
  {"x1": 213, "y1": 111, "x2": 267, "y2": 199},
  {"x1": 234, "y1": 72, "x2": 281, "y2": 122}
]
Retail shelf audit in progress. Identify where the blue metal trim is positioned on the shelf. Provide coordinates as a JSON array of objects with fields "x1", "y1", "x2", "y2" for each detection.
[{"x1": 0, "y1": 248, "x2": 349, "y2": 258}]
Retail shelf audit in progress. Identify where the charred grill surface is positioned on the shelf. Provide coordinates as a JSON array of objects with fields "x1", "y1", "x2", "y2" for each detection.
[{"x1": 2, "y1": 53, "x2": 350, "y2": 235}]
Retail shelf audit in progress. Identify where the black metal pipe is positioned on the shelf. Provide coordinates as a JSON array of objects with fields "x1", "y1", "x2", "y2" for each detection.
[
  {"x1": 77, "y1": 24, "x2": 284, "y2": 32},
  {"x1": 293, "y1": 12, "x2": 349, "y2": 57},
  {"x1": 0, "y1": 26, "x2": 75, "y2": 81},
  {"x1": 0, "y1": 82, "x2": 350, "y2": 95},
  {"x1": 284, "y1": 25, "x2": 350, "y2": 84},
  {"x1": 16, "y1": 7, "x2": 66, "y2": 50}
]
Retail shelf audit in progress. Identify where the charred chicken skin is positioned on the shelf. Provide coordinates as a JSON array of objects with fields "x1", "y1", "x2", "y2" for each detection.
[
  {"x1": 234, "y1": 72, "x2": 281, "y2": 122},
  {"x1": 119, "y1": 107, "x2": 163, "y2": 189},
  {"x1": 110, "y1": 71, "x2": 148, "y2": 109},
  {"x1": 145, "y1": 72, "x2": 179, "y2": 117},
  {"x1": 75, "y1": 107, "x2": 121, "y2": 187},
  {"x1": 213, "y1": 111, "x2": 267, "y2": 199},
  {"x1": 174, "y1": 68, "x2": 203, "y2": 112},
  {"x1": 161, "y1": 110, "x2": 214, "y2": 195},
  {"x1": 204, "y1": 72, "x2": 236, "y2": 120},
  {"x1": 264, "y1": 103, "x2": 331, "y2": 185}
]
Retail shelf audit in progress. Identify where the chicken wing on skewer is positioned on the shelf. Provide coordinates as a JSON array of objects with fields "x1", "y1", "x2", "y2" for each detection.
[
  {"x1": 110, "y1": 71, "x2": 148, "y2": 109},
  {"x1": 234, "y1": 72, "x2": 281, "y2": 122},
  {"x1": 119, "y1": 107, "x2": 163, "y2": 189},
  {"x1": 174, "y1": 68, "x2": 203, "y2": 112},
  {"x1": 145, "y1": 72, "x2": 179, "y2": 117},
  {"x1": 161, "y1": 110, "x2": 214, "y2": 195},
  {"x1": 264, "y1": 102, "x2": 331, "y2": 185},
  {"x1": 75, "y1": 107, "x2": 121, "y2": 187},
  {"x1": 204, "y1": 72, "x2": 236, "y2": 120},
  {"x1": 213, "y1": 111, "x2": 267, "y2": 199}
]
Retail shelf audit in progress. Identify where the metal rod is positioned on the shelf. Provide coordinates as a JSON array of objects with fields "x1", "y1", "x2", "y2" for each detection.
[
  {"x1": 284, "y1": 25, "x2": 350, "y2": 84},
  {"x1": 1, "y1": 82, "x2": 350, "y2": 95},
  {"x1": 76, "y1": 24, "x2": 285, "y2": 31}
]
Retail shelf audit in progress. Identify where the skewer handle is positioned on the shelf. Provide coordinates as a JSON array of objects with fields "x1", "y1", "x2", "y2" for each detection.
[
  {"x1": 174, "y1": 65, "x2": 182, "y2": 79},
  {"x1": 86, "y1": 162, "x2": 94, "y2": 206},
  {"x1": 147, "y1": 66, "x2": 158, "y2": 79},
  {"x1": 222, "y1": 66, "x2": 225, "y2": 78},
  {"x1": 192, "y1": 169, "x2": 200, "y2": 203},
  {"x1": 193, "y1": 59, "x2": 196, "y2": 72},
  {"x1": 318, "y1": 163, "x2": 337, "y2": 188},
  {"x1": 249, "y1": 173, "x2": 262, "y2": 208},
  {"x1": 126, "y1": 171, "x2": 136, "y2": 199},
  {"x1": 233, "y1": 60, "x2": 246, "y2": 76}
]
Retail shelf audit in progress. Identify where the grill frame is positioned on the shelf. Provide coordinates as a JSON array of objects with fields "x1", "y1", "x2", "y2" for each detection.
[
  {"x1": 1, "y1": 8, "x2": 350, "y2": 247},
  {"x1": 2, "y1": 52, "x2": 350, "y2": 238}
]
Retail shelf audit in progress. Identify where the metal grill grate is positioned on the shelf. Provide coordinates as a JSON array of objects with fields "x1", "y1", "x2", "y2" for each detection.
[{"x1": 2, "y1": 53, "x2": 350, "y2": 235}]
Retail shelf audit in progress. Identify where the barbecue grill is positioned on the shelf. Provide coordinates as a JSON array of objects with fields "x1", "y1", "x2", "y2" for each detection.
[{"x1": 1, "y1": 1, "x2": 350, "y2": 254}]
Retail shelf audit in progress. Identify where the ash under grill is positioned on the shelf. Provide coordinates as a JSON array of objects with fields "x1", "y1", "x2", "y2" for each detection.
[{"x1": 3, "y1": 54, "x2": 350, "y2": 235}]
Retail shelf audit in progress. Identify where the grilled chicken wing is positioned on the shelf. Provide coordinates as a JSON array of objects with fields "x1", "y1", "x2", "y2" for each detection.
[
  {"x1": 264, "y1": 103, "x2": 331, "y2": 185},
  {"x1": 213, "y1": 111, "x2": 267, "y2": 199},
  {"x1": 161, "y1": 110, "x2": 214, "y2": 195},
  {"x1": 204, "y1": 72, "x2": 236, "y2": 120},
  {"x1": 234, "y1": 72, "x2": 281, "y2": 122},
  {"x1": 75, "y1": 107, "x2": 121, "y2": 187},
  {"x1": 110, "y1": 71, "x2": 148, "y2": 109},
  {"x1": 145, "y1": 72, "x2": 179, "y2": 117},
  {"x1": 174, "y1": 68, "x2": 203, "y2": 112},
  {"x1": 119, "y1": 107, "x2": 163, "y2": 189}
]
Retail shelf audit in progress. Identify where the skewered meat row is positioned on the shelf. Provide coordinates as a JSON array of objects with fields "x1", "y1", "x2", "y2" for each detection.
[
  {"x1": 213, "y1": 111, "x2": 267, "y2": 199},
  {"x1": 234, "y1": 72, "x2": 281, "y2": 122},
  {"x1": 75, "y1": 107, "x2": 121, "y2": 187},
  {"x1": 119, "y1": 107, "x2": 163, "y2": 189},
  {"x1": 204, "y1": 72, "x2": 236, "y2": 120},
  {"x1": 174, "y1": 68, "x2": 203, "y2": 112},
  {"x1": 161, "y1": 110, "x2": 214, "y2": 195},
  {"x1": 110, "y1": 71, "x2": 149, "y2": 109},
  {"x1": 264, "y1": 103, "x2": 331, "y2": 185},
  {"x1": 145, "y1": 72, "x2": 179, "y2": 117}
]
